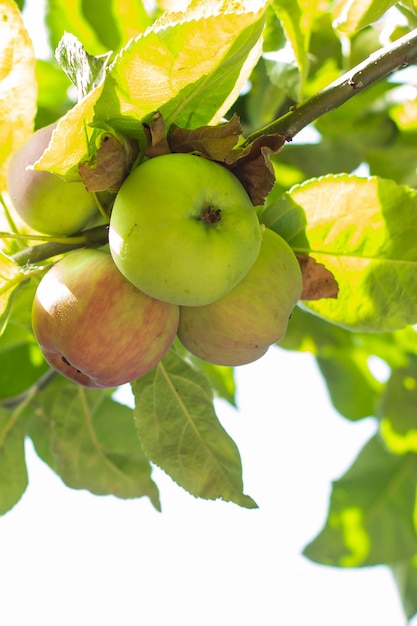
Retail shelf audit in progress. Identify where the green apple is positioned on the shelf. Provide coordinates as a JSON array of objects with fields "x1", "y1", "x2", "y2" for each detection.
[
  {"x1": 109, "y1": 153, "x2": 262, "y2": 306},
  {"x1": 7, "y1": 122, "x2": 98, "y2": 236},
  {"x1": 32, "y1": 248, "x2": 180, "y2": 388},
  {"x1": 177, "y1": 228, "x2": 303, "y2": 366}
]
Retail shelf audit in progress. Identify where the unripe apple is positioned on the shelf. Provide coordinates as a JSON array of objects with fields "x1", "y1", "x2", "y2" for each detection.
[
  {"x1": 177, "y1": 228, "x2": 303, "y2": 366},
  {"x1": 109, "y1": 153, "x2": 262, "y2": 306},
  {"x1": 7, "y1": 122, "x2": 98, "y2": 236},
  {"x1": 32, "y1": 249, "x2": 180, "y2": 388}
]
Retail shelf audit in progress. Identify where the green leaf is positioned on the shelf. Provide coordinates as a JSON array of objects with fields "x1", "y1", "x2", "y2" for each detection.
[
  {"x1": 36, "y1": 0, "x2": 267, "y2": 176},
  {"x1": 35, "y1": 59, "x2": 76, "y2": 127},
  {"x1": 269, "y1": 0, "x2": 320, "y2": 98},
  {"x1": 27, "y1": 377, "x2": 160, "y2": 508},
  {"x1": 191, "y1": 358, "x2": 237, "y2": 407},
  {"x1": 132, "y1": 350, "x2": 256, "y2": 508},
  {"x1": 81, "y1": 0, "x2": 152, "y2": 51},
  {"x1": 0, "y1": 0, "x2": 37, "y2": 190},
  {"x1": 55, "y1": 32, "x2": 112, "y2": 100},
  {"x1": 46, "y1": 0, "x2": 151, "y2": 56},
  {"x1": 316, "y1": 354, "x2": 380, "y2": 421},
  {"x1": 45, "y1": 0, "x2": 109, "y2": 55},
  {"x1": 303, "y1": 435, "x2": 417, "y2": 567},
  {"x1": 0, "y1": 342, "x2": 49, "y2": 402},
  {"x1": 263, "y1": 175, "x2": 417, "y2": 332},
  {"x1": 279, "y1": 307, "x2": 381, "y2": 420},
  {"x1": 0, "y1": 277, "x2": 50, "y2": 401},
  {"x1": 333, "y1": 0, "x2": 397, "y2": 35},
  {"x1": 377, "y1": 359, "x2": 417, "y2": 454},
  {"x1": 0, "y1": 408, "x2": 28, "y2": 515},
  {"x1": 0, "y1": 251, "x2": 26, "y2": 337},
  {"x1": 103, "y1": 0, "x2": 267, "y2": 128},
  {"x1": 391, "y1": 555, "x2": 417, "y2": 620},
  {"x1": 173, "y1": 339, "x2": 237, "y2": 406}
]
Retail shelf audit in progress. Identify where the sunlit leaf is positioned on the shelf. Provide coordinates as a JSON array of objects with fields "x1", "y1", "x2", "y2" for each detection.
[
  {"x1": 279, "y1": 307, "x2": 382, "y2": 420},
  {"x1": 34, "y1": 83, "x2": 104, "y2": 179},
  {"x1": 81, "y1": 0, "x2": 152, "y2": 51},
  {"x1": 263, "y1": 175, "x2": 417, "y2": 332},
  {"x1": 36, "y1": 0, "x2": 267, "y2": 176},
  {"x1": 108, "y1": 0, "x2": 267, "y2": 127},
  {"x1": 269, "y1": 0, "x2": 320, "y2": 98},
  {"x1": 377, "y1": 359, "x2": 417, "y2": 454},
  {"x1": 46, "y1": 0, "x2": 151, "y2": 55},
  {"x1": 0, "y1": 0, "x2": 37, "y2": 190},
  {"x1": 304, "y1": 435, "x2": 417, "y2": 566},
  {"x1": 0, "y1": 407, "x2": 27, "y2": 514},
  {"x1": 46, "y1": 0, "x2": 109, "y2": 55},
  {"x1": 55, "y1": 32, "x2": 112, "y2": 100},
  {"x1": 0, "y1": 251, "x2": 26, "y2": 337},
  {"x1": 333, "y1": 0, "x2": 397, "y2": 35},
  {"x1": 132, "y1": 350, "x2": 256, "y2": 508}
]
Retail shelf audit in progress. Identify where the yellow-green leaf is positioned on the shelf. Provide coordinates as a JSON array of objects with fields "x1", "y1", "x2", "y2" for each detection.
[
  {"x1": 0, "y1": 251, "x2": 24, "y2": 336},
  {"x1": 0, "y1": 0, "x2": 37, "y2": 190},
  {"x1": 0, "y1": 408, "x2": 27, "y2": 514},
  {"x1": 110, "y1": 0, "x2": 267, "y2": 127},
  {"x1": 270, "y1": 0, "x2": 319, "y2": 96},
  {"x1": 262, "y1": 174, "x2": 417, "y2": 332},
  {"x1": 34, "y1": 0, "x2": 267, "y2": 176},
  {"x1": 333, "y1": 0, "x2": 397, "y2": 35}
]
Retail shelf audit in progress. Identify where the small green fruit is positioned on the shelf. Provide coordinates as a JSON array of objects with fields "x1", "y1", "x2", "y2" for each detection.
[
  {"x1": 109, "y1": 153, "x2": 262, "y2": 306},
  {"x1": 178, "y1": 228, "x2": 303, "y2": 366},
  {"x1": 8, "y1": 122, "x2": 98, "y2": 236}
]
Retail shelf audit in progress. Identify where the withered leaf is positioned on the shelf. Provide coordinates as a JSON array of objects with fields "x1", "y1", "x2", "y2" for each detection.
[
  {"x1": 225, "y1": 134, "x2": 285, "y2": 206},
  {"x1": 168, "y1": 114, "x2": 242, "y2": 160},
  {"x1": 143, "y1": 112, "x2": 171, "y2": 157},
  {"x1": 140, "y1": 111, "x2": 285, "y2": 208},
  {"x1": 297, "y1": 255, "x2": 339, "y2": 301},
  {"x1": 169, "y1": 114, "x2": 284, "y2": 206},
  {"x1": 79, "y1": 132, "x2": 139, "y2": 192}
]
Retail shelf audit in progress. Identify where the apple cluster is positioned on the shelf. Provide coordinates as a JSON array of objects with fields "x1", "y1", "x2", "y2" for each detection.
[{"x1": 8, "y1": 125, "x2": 303, "y2": 389}]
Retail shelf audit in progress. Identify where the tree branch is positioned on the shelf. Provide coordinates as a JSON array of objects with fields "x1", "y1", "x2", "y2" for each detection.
[
  {"x1": 11, "y1": 224, "x2": 109, "y2": 267},
  {"x1": 245, "y1": 27, "x2": 417, "y2": 145}
]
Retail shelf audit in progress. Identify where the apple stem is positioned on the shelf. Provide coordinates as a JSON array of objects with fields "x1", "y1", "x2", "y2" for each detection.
[
  {"x1": 199, "y1": 204, "x2": 222, "y2": 224},
  {"x1": 93, "y1": 191, "x2": 112, "y2": 222}
]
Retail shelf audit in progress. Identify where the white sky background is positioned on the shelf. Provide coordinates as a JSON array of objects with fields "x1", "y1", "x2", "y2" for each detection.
[
  {"x1": 0, "y1": 2, "x2": 414, "y2": 625},
  {"x1": 0, "y1": 349, "x2": 410, "y2": 626}
]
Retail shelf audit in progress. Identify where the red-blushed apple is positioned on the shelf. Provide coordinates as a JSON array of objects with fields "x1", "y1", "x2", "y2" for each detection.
[
  {"x1": 7, "y1": 122, "x2": 98, "y2": 236},
  {"x1": 32, "y1": 248, "x2": 180, "y2": 388},
  {"x1": 109, "y1": 153, "x2": 262, "y2": 306},
  {"x1": 177, "y1": 228, "x2": 303, "y2": 366}
]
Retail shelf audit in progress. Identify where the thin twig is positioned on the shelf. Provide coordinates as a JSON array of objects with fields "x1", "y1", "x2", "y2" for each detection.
[
  {"x1": 11, "y1": 224, "x2": 109, "y2": 267},
  {"x1": 245, "y1": 27, "x2": 417, "y2": 145}
]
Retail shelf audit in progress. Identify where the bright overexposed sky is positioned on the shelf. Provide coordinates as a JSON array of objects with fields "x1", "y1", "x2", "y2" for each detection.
[
  {"x1": 0, "y1": 346, "x2": 411, "y2": 626},
  {"x1": 0, "y1": 2, "x2": 414, "y2": 625}
]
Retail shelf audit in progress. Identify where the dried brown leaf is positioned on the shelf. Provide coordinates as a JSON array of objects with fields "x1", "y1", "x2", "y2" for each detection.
[
  {"x1": 140, "y1": 112, "x2": 285, "y2": 208},
  {"x1": 226, "y1": 135, "x2": 285, "y2": 206},
  {"x1": 143, "y1": 112, "x2": 171, "y2": 157},
  {"x1": 168, "y1": 114, "x2": 242, "y2": 160},
  {"x1": 78, "y1": 133, "x2": 139, "y2": 192},
  {"x1": 297, "y1": 255, "x2": 339, "y2": 300}
]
